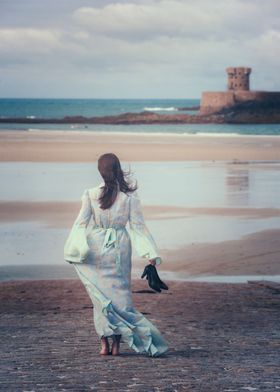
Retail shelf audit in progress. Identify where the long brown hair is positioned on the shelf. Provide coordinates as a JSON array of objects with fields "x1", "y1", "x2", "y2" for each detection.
[{"x1": 98, "y1": 153, "x2": 137, "y2": 209}]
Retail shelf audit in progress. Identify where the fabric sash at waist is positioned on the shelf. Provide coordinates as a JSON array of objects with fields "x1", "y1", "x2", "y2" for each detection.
[{"x1": 92, "y1": 225, "x2": 127, "y2": 276}]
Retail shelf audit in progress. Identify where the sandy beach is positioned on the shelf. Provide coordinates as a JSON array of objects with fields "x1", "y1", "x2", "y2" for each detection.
[
  {"x1": 0, "y1": 129, "x2": 280, "y2": 279},
  {"x1": 1, "y1": 130, "x2": 280, "y2": 161},
  {"x1": 1, "y1": 201, "x2": 280, "y2": 277}
]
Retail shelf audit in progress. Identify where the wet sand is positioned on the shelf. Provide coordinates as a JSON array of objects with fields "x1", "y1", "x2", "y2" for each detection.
[
  {"x1": 1, "y1": 130, "x2": 280, "y2": 161},
  {"x1": 1, "y1": 201, "x2": 280, "y2": 225},
  {"x1": 1, "y1": 278, "x2": 280, "y2": 390},
  {"x1": 0, "y1": 131, "x2": 279, "y2": 279},
  {"x1": 161, "y1": 229, "x2": 280, "y2": 276},
  {"x1": 1, "y1": 200, "x2": 280, "y2": 277}
]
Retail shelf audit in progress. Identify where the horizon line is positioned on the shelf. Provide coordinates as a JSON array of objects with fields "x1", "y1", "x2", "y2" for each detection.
[{"x1": 0, "y1": 97, "x2": 201, "y2": 100}]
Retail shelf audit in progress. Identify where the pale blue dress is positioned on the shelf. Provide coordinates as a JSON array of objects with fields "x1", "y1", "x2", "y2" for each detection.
[{"x1": 64, "y1": 183, "x2": 168, "y2": 357}]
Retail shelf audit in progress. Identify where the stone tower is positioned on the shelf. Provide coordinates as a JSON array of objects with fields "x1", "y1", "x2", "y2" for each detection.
[
  {"x1": 200, "y1": 67, "x2": 280, "y2": 116},
  {"x1": 226, "y1": 67, "x2": 252, "y2": 91}
]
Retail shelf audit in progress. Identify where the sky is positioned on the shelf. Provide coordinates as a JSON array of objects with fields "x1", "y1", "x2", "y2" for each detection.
[{"x1": 0, "y1": 0, "x2": 279, "y2": 98}]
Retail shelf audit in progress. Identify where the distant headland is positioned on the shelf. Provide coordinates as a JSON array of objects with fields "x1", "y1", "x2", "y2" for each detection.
[
  {"x1": 199, "y1": 67, "x2": 280, "y2": 122},
  {"x1": 1, "y1": 68, "x2": 279, "y2": 124}
]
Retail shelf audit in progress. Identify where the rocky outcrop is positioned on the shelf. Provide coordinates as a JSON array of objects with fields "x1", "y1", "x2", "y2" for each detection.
[
  {"x1": 0, "y1": 111, "x2": 223, "y2": 124},
  {"x1": 214, "y1": 99, "x2": 280, "y2": 123},
  {"x1": 177, "y1": 106, "x2": 200, "y2": 111},
  {"x1": 0, "y1": 100, "x2": 279, "y2": 124}
]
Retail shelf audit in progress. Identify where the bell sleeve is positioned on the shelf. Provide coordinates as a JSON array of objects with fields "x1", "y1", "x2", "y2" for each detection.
[
  {"x1": 64, "y1": 189, "x2": 93, "y2": 264},
  {"x1": 128, "y1": 193, "x2": 162, "y2": 265}
]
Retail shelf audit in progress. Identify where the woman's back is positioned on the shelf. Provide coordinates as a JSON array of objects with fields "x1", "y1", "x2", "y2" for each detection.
[{"x1": 87, "y1": 184, "x2": 132, "y2": 229}]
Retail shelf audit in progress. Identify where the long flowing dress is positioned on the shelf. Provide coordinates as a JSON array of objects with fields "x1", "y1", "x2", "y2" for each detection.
[{"x1": 64, "y1": 184, "x2": 168, "y2": 357}]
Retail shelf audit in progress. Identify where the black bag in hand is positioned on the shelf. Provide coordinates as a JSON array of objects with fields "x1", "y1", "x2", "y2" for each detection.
[{"x1": 141, "y1": 264, "x2": 169, "y2": 293}]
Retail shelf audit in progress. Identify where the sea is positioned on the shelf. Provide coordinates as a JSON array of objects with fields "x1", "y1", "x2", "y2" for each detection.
[{"x1": 0, "y1": 98, "x2": 280, "y2": 136}]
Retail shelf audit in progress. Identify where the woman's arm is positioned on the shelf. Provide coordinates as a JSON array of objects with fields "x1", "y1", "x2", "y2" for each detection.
[
  {"x1": 128, "y1": 193, "x2": 162, "y2": 265},
  {"x1": 64, "y1": 189, "x2": 93, "y2": 263},
  {"x1": 73, "y1": 189, "x2": 93, "y2": 227}
]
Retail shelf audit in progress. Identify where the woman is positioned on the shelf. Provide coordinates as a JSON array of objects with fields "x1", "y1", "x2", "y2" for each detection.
[{"x1": 64, "y1": 153, "x2": 168, "y2": 357}]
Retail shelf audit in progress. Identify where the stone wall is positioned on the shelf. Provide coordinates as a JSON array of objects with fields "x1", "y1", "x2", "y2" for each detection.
[{"x1": 200, "y1": 91, "x2": 280, "y2": 115}]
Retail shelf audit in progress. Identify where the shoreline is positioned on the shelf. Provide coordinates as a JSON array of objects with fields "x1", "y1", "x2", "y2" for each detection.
[
  {"x1": 3, "y1": 128, "x2": 280, "y2": 137},
  {"x1": 1, "y1": 225, "x2": 280, "y2": 278},
  {"x1": 1, "y1": 266, "x2": 280, "y2": 284},
  {"x1": 1, "y1": 268, "x2": 280, "y2": 284},
  {"x1": 3, "y1": 128, "x2": 280, "y2": 139},
  {"x1": 1, "y1": 130, "x2": 280, "y2": 161}
]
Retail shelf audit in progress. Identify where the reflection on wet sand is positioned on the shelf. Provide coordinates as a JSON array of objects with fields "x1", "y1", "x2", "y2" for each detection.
[
  {"x1": 0, "y1": 160, "x2": 279, "y2": 281},
  {"x1": 226, "y1": 164, "x2": 249, "y2": 206}
]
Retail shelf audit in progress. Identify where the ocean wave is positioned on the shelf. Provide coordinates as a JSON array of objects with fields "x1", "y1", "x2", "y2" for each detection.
[
  {"x1": 26, "y1": 115, "x2": 36, "y2": 119},
  {"x1": 24, "y1": 129, "x2": 273, "y2": 138},
  {"x1": 191, "y1": 132, "x2": 240, "y2": 137},
  {"x1": 143, "y1": 107, "x2": 178, "y2": 112}
]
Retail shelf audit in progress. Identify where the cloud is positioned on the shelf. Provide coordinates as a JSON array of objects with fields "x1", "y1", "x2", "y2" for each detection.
[
  {"x1": 0, "y1": 28, "x2": 60, "y2": 53},
  {"x1": 0, "y1": 0, "x2": 279, "y2": 97},
  {"x1": 73, "y1": 0, "x2": 278, "y2": 41}
]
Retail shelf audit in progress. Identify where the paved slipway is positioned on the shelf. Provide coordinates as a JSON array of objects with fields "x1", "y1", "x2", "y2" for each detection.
[{"x1": 1, "y1": 279, "x2": 280, "y2": 391}]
